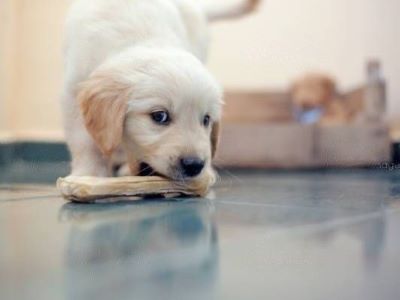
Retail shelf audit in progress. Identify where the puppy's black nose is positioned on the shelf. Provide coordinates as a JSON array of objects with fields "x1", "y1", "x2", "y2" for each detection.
[{"x1": 180, "y1": 157, "x2": 205, "y2": 177}]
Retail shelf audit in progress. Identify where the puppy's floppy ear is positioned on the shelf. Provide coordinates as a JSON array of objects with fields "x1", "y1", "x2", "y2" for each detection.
[
  {"x1": 211, "y1": 121, "x2": 220, "y2": 158},
  {"x1": 78, "y1": 73, "x2": 130, "y2": 157}
]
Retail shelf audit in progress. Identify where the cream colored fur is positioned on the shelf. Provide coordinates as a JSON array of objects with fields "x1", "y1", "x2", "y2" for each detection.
[{"x1": 61, "y1": 0, "x2": 260, "y2": 188}]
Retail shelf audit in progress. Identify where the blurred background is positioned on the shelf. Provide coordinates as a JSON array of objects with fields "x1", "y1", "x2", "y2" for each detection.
[
  {"x1": 1, "y1": 0, "x2": 399, "y2": 137},
  {"x1": 0, "y1": 0, "x2": 399, "y2": 169}
]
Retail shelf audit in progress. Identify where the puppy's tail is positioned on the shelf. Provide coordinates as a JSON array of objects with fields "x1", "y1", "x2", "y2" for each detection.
[{"x1": 205, "y1": 0, "x2": 261, "y2": 22}]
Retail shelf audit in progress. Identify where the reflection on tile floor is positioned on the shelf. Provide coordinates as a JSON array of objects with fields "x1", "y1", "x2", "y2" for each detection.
[{"x1": 1, "y1": 167, "x2": 400, "y2": 300}]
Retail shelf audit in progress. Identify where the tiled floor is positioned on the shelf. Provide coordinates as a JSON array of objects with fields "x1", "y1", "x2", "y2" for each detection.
[{"x1": 1, "y1": 166, "x2": 400, "y2": 300}]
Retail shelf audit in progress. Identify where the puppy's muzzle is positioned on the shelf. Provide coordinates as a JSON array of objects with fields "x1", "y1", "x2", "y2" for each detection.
[{"x1": 180, "y1": 157, "x2": 205, "y2": 178}]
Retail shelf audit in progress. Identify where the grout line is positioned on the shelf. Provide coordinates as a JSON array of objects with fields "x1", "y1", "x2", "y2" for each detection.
[
  {"x1": 215, "y1": 199, "x2": 366, "y2": 211},
  {"x1": 0, "y1": 194, "x2": 60, "y2": 202}
]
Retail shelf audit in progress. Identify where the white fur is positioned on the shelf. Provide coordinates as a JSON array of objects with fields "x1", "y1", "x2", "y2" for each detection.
[{"x1": 62, "y1": 0, "x2": 259, "y2": 184}]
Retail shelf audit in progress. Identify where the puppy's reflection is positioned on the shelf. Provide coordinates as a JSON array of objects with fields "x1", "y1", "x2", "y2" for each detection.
[{"x1": 59, "y1": 199, "x2": 218, "y2": 300}]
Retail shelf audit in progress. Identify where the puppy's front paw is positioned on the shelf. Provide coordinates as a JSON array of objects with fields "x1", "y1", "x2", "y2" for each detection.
[{"x1": 116, "y1": 163, "x2": 132, "y2": 177}]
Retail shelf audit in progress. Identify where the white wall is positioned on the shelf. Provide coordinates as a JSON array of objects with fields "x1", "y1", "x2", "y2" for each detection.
[
  {"x1": 208, "y1": 0, "x2": 400, "y2": 117},
  {"x1": 0, "y1": 0, "x2": 17, "y2": 136},
  {"x1": 0, "y1": 0, "x2": 69, "y2": 140}
]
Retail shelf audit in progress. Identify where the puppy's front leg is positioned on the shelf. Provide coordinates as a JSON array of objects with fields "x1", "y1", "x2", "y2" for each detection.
[
  {"x1": 71, "y1": 141, "x2": 110, "y2": 177},
  {"x1": 66, "y1": 124, "x2": 111, "y2": 177},
  {"x1": 62, "y1": 88, "x2": 112, "y2": 177}
]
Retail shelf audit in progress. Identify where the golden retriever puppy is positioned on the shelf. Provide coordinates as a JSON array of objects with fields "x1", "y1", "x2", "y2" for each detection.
[
  {"x1": 61, "y1": 0, "x2": 260, "y2": 189},
  {"x1": 291, "y1": 73, "x2": 352, "y2": 126}
]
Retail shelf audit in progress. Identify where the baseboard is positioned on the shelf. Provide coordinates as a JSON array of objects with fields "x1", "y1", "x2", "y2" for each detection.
[
  {"x1": 0, "y1": 140, "x2": 398, "y2": 169},
  {"x1": 0, "y1": 141, "x2": 70, "y2": 167}
]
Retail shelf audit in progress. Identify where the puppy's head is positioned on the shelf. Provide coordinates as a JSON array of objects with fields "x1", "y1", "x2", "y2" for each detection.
[
  {"x1": 78, "y1": 49, "x2": 223, "y2": 189},
  {"x1": 291, "y1": 74, "x2": 336, "y2": 110}
]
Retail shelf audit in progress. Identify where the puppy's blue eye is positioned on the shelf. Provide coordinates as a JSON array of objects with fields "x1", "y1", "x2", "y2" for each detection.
[
  {"x1": 203, "y1": 115, "x2": 211, "y2": 127},
  {"x1": 151, "y1": 111, "x2": 170, "y2": 125}
]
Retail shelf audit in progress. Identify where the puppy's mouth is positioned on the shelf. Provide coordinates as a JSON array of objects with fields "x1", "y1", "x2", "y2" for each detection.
[
  {"x1": 138, "y1": 162, "x2": 203, "y2": 183},
  {"x1": 138, "y1": 162, "x2": 188, "y2": 183},
  {"x1": 138, "y1": 162, "x2": 165, "y2": 178}
]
